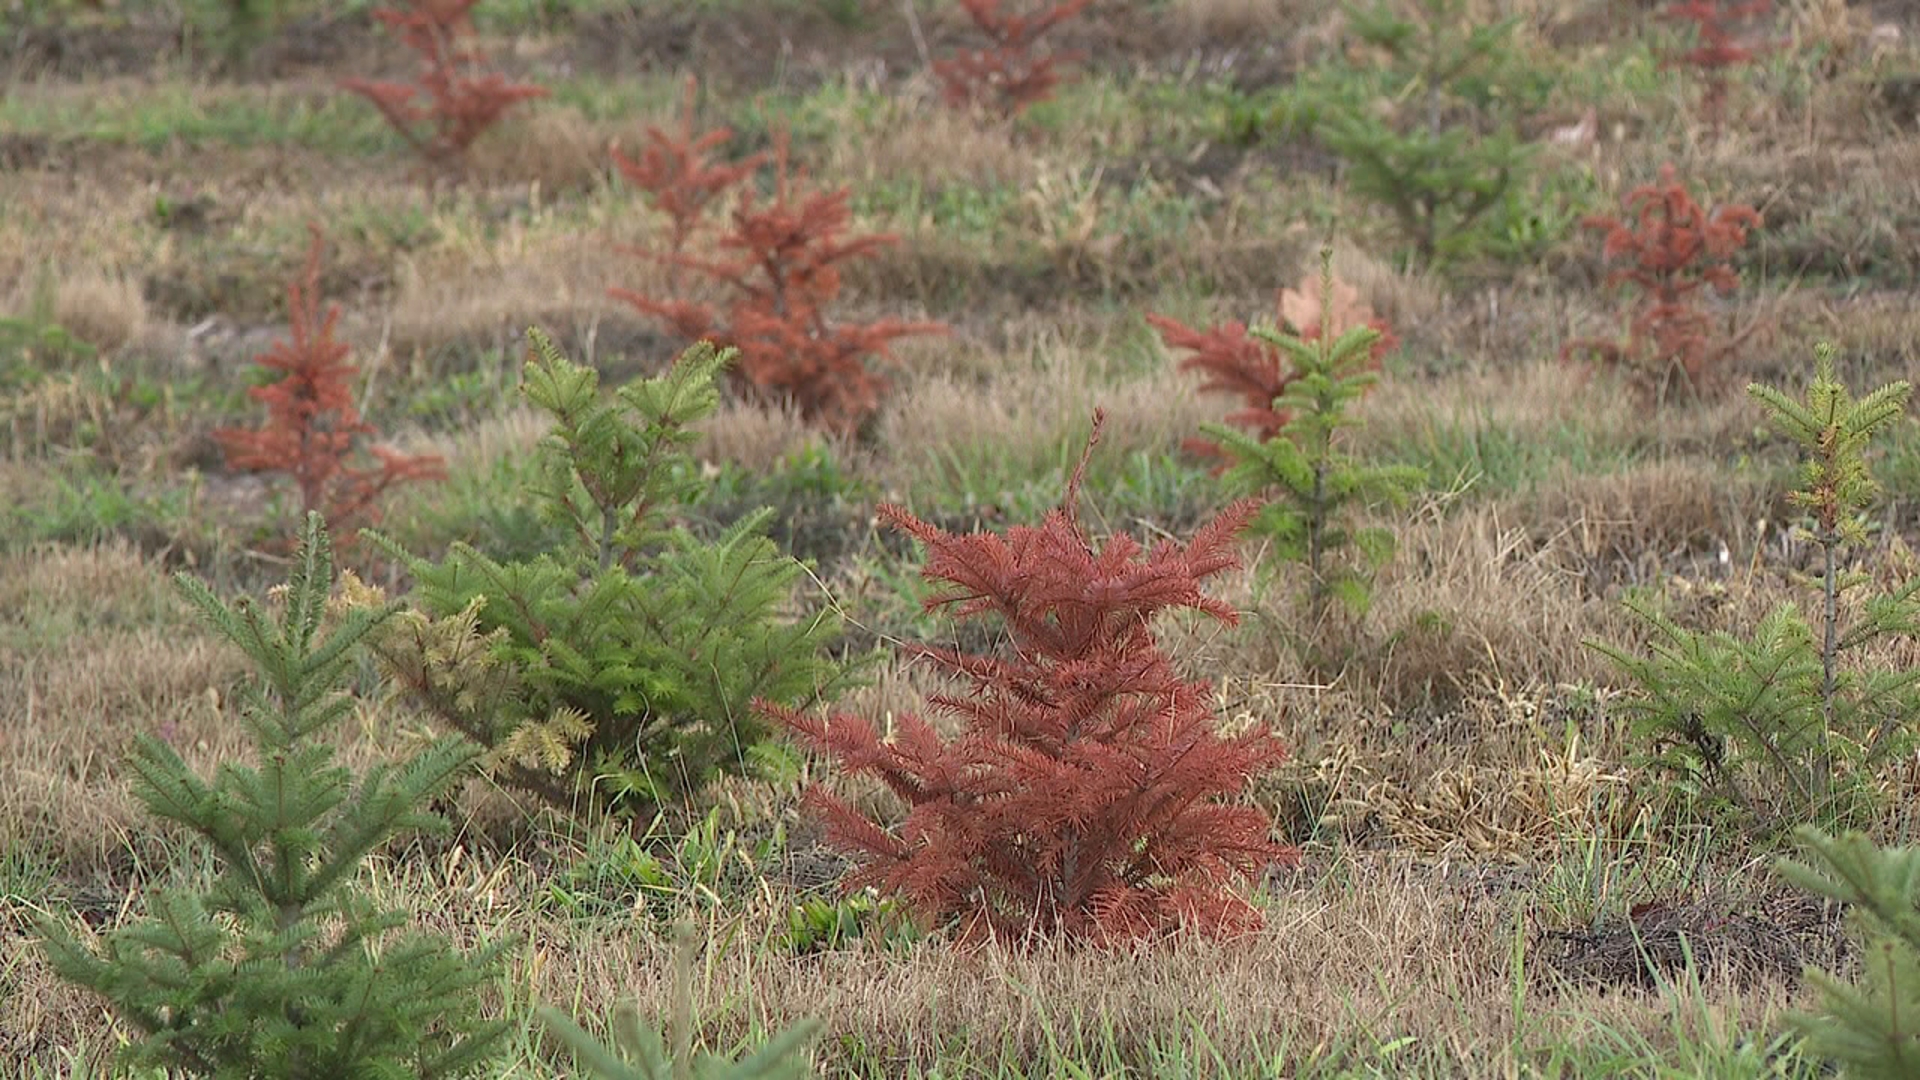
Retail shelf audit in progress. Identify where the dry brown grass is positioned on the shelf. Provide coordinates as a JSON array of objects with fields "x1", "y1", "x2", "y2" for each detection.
[
  {"x1": 1166, "y1": 0, "x2": 1308, "y2": 43},
  {"x1": 463, "y1": 104, "x2": 610, "y2": 196},
  {"x1": 876, "y1": 355, "x2": 1218, "y2": 498},
  {"x1": 6, "y1": 846, "x2": 1811, "y2": 1074},
  {"x1": 1526, "y1": 459, "x2": 1770, "y2": 579},
  {"x1": 697, "y1": 398, "x2": 843, "y2": 475},
  {"x1": 384, "y1": 227, "x2": 640, "y2": 363},
  {"x1": 4, "y1": 265, "x2": 150, "y2": 356},
  {"x1": 0, "y1": 542, "x2": 229, "y2": 872},
  {"x1": 813, "y1": 89, "x2": 1037, "y2": 193}
]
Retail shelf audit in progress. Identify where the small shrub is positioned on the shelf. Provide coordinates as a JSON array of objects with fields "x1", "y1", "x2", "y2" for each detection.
[
  {"x1": 934, "y1": 0, "x2": 1094, "y2": 119},
  {"x1": 1562, "y1": 164, "x2": 1762, "y2": 403},
  {"x1": 538, "y1": 919, "x2": 819, "y2": 1080},
  {"x1": 1590, "y1": 344, "x2": 1920, "y2": 831},
  {"x1": 363, "y1": 329, "x2": 846, "y2": 820},
  {"x1": 761, "y1": 410, "x2": 1293, "y2": 950},
  {"x1": 613, "y1": 125, "x2": 945, "y2": 435},
  {"x1": 211, "y1": 225, "x2": 445, "y2": 545},
  {"x1": 35, "y1": 512, "x2": 508, "y2": 1078},
  {"x1": 340, "y1": 0, "x2": 548, "y2": 187},
  {"x1": 1776, "y1": 828, "x2": 1920, "y2": 1077}
]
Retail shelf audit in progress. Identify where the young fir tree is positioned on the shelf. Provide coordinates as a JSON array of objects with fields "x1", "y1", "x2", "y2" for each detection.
[
  {"x1": 1776, "y1": 828, "x2": 1920, "y2": 1079},
  {"x1": 538, "y1": 919, "x2": 820, "y2": 1079},
  {"x1": 1205, "y1": 252, "x2": 1425, "y2": 670},
  {"x1": 1291, "y1": 0, "x2": 1538, "y2": 265},
  {"x1": 365, "y1": 328, "x2": 845, "y2": 819},
  {"x1": 35, "y1": 512, "x2": 507, "y2": 1079},
  {"x1": 1590, "y1": 344, "x2": 1920, "y2": 829}
]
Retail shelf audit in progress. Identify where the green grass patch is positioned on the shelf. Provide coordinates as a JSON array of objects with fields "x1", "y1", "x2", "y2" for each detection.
[
  {"x1": 1375, "y1": 409, "x2": 1645, "y2": 502},
  {"x1": 0, "y1": 82, "x2": 392, "y2": 154}
]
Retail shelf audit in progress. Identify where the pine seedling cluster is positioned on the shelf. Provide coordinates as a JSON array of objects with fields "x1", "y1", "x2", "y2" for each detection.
[
  {"x1": 1150, "y1": 267, "x2": 1400, "y2": 464},
  {"x1": 761, "y1": 411, "x2": 1292, "y2": 951},
  {"x1": 1289, "y1": 0, "x2": 1536, "y2": 265},
  {"x1": 1776, "y1": 828, "x2": 1920, "y2": 1078},
  {"x1": 212, "y1": 226, "x2": 445, "y2": 546},
  {"x1": 340, "y1": 0, "x2": 548, "y2": 188},
  {"x1": 1590, "y1": 344, "x2": 1920, "y2": 830},
  {"x1": 934, "y1": 0, "x2": 1094, "y2": 119},
  {"x1": 1204, "y1": 254, "x2": 1425, "y2": 660},
  {"x1": 35, "y1": 513, "x2": 507, "y2": 1079},
  {"x1": 1564, "y1": 164, "x2": 1762, "y2": 403},
  {"x1": 363, "y1": 329, "x2": 844, "y2": 819},
  {"x1": 538, "y1": 919, "x2": 820, "y2": 1079},
  {"x1": 613, "y1": 104, "x2": 945, "y2": 435}
]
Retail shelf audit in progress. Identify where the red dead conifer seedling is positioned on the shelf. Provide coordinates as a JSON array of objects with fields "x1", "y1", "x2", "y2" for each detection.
[
  {"x1": 611, "y1": 76, "x2": 765, "y2": 269},
  {"x1": 1150, "y1": 271, "x2": 1398, "y2": 462},
  {"x1": 614, "y1": 128, "x2": 944, "y2": 435},
  {"x1": 213, "y1": 227, "x2": 445, "y2": 544},
  {"x1": 340, "y1": 0, "x2": 548, "y2": 187},
  {"x1": 936, "y1": 0, "x2": 1095, "y2": 118},
  {"x1": 1661, "y1": 0, "x2": 1775, "y2": 129},
  {"x1": 760, "y1": 411, "x2": 1293, "y2": 951},
  {"x1": 1563, "y1": 164, "x2": 1762, "y2": 401}
]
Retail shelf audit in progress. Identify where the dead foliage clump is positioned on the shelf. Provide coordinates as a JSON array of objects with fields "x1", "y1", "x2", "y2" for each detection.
[{"x1": 1534, "y1": 890, "x2": 1851, "y2": 991}]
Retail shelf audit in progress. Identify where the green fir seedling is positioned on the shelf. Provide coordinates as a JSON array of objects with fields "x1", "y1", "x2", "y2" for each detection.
[
  {"x1": 1591, "y1": 344, "x2": 1920, "y2": 830},
  {"x1": 1294, "y1": 0, "x2": 1538, "y2": 266},
  {"x1": 538, "y1": 919, "x2": 820, "y2": 1080},
  {"x1": 1775, "y1": 828, "x2": 1920, "y2": 1079},
  {"x1": 35, "y1": 512, "x2": 507, "y2": 1079},
  {"x1": 1207, "y1": 251, "x2": 1424, "y2": 668},
  {"x1": 365, "y1": 328, "x2": 846, "y2": 819}
]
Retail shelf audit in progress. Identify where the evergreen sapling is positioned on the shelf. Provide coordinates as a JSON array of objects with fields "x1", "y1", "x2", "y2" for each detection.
[
  {"x1": 212, "y1": 226, "x2": 445, "y2": 546},
  {"x1": 1291, "y1": 0, "x2": 1537, "y2": 265},
  {"x1": 934, "y1": 0, "x2": 1094, "y2": 119},
  {"x1": 1150, "y1": 268, "x2": 1399, "y2": 463},
  {"x1": 1662, "y1": 0, "x2": 1777, "y2": 131},
  {"x1": 1204, "y1": 252, "x2": 1425, "y2": 668},
  {"x1": 35, "y1": 512, "x2": 506, "y2": 1079},
  {"x1": 1775, "y1": 828, "x2": 1920, "y2": 1078},
  {"x1": 1590, "y1": 344, "x2": 1920, "y2": 829},
  {"x1": 613, "y1": 126, "x2": 945, "y2": 436},
  {"x1": 611, "y1": 75, "x2": 765, "y2": 273},
  {"x1": 1563, "y1": 164, "x2": 1762, "y2": 403},
  {"x1": 364, "y1": 329, "x2": 845, "y2": 819}
]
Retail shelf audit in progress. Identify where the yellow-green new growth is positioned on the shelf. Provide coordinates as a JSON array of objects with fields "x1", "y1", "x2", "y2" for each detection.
[{"x1": 1748, "y1": 342, "x2": 1912, "y2": 547}]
